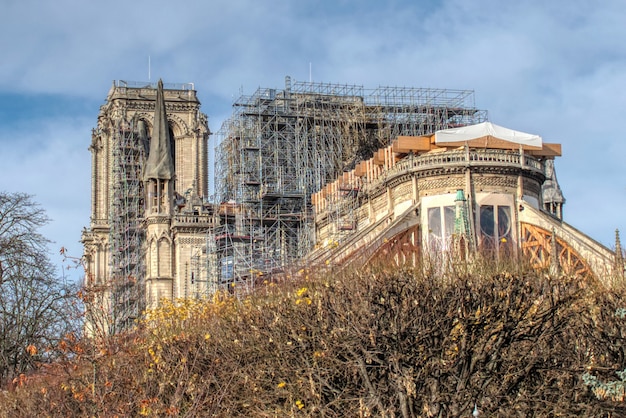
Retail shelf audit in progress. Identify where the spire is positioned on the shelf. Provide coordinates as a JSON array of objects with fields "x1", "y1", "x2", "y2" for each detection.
[
  {"x1": 541, "y1": 159, "x2": 565, "y2": 219},
  {"x1": 454, "y1": 189, "x2": 471, "y2": 238},
  {"x1": 550, "y1": 228, "x2": 560, "y2": 277},
  {"x1": 144, "y1": 79, "x2": 175, "y2": 181},
  {"x1": 454, "y1": 189, "x2": 472, "y2": 259},
  {"x1": 616, "y1": 229, "x2": 624, "y2": 278}
]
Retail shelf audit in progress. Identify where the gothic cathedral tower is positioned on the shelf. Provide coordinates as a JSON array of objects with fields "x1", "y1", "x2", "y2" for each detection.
[{"x1": 81, "y1": 80, "x2": 210, "y2": 334}]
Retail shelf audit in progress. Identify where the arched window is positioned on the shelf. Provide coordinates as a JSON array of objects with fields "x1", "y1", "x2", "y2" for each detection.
[
  {"x1": 138, "y1": 119, "x2": 150, "y2": 157},
  {"x1": 422, "y1": 194, "x2": 457, "y2": 254},
  {"x1": 427, "y1": 205, "x2": 455, "y2": 252},
  {"x1": 168, "y1": 124, "x2": 175, "y2": 169},
  {"x1": 479, "y1": 204, "x2": 512, "y2": 255}
]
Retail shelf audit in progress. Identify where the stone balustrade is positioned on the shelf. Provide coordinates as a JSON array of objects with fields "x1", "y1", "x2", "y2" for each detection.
[
  {"x1": 315, "y1": 148, "x2": 545, "y2": 214},
  {"x1": 375, "y1": 149, "x2": 543, "y2": 189}
]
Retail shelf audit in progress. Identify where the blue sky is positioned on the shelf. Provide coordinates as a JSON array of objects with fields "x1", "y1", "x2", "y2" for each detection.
[{"x1": 1, "y1": 0, "x2": 625, "y2": 281}]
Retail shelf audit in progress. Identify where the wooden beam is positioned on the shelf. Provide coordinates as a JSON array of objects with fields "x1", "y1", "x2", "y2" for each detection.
[
  {"x1": 392, "y1": 136, "x2": 432, "y2": 153},
  {"x1": 527, "y1": 143, "x2": 562, "y2": 157},
  {"x1": 373, "y1": 149, "x2": 385, "y2": 166},
  {"x1": 354, "y1": 161, "x2": 367, "y2": 177}
]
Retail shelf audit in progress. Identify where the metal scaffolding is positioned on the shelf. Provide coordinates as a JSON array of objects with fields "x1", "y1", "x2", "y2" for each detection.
[
  {"x1": 213, "y1": 76, "x2": 487, "y2": 283},
  {"x1": 188, "y1": 233, "x2": 216, "y2": 298},
  {"x1": 109, "y1": 117, "x2": 146, "y2": 333}
]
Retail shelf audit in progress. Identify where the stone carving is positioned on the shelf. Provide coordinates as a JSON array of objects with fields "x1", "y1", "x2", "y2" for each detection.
[{"x1": 541, "y1": 159, "x2": 565, "y2": 218}]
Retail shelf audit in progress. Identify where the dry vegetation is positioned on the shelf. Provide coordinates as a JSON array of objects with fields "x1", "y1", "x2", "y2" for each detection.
[
  {"x1": 2, "y1": 259, "x2": 626, "y2": 417},
  {"x1": 0, "y1": 192, "x2": 78, "y2": 387}
]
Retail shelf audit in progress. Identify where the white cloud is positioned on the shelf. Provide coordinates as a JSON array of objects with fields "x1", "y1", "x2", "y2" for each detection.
[
  {"x1": 0, "y1": 116, "x2": 91, "y2": 280},
  {"x1": 1, "y1": 0, "x2": 624, "y2": 277}
]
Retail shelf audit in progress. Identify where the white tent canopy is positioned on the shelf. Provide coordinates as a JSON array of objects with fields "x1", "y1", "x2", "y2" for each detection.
[{"x1": 434, "y1": 121, "x2": 542, "y2": 148}]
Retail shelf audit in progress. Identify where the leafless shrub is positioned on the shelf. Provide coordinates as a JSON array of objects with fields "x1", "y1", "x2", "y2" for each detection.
[
  {"x1": 2, "y1": 258, "x2": 626, "y2": 417},
  {"x1": 0, "y1": 192, "x2": 78, "y2": 387}
]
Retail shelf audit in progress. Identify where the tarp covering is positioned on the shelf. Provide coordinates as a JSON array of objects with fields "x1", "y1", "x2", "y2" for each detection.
[
  {"x1": 435, "y1": 121, "x2": 542, "y2": 148},
  {"x1": 144, "y1": 79, "x2": 175, "y2": 181}
]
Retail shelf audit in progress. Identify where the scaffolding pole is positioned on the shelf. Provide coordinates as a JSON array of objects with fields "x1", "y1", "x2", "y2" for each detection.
[
  {"x1": 213, "y1": 77, "x2": 487, "y2": 284},
  {"x1": 109, "y1": 117, "x2": 146, "y2": 333}
]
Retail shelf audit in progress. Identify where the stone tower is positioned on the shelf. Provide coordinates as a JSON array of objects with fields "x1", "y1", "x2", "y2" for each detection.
[{"x1": 81, "y1": 80, "x2": 210, "y2": 335}]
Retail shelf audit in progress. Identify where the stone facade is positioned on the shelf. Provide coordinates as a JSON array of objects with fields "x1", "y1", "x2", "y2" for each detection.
[
  {"x1": 81, "y1": 81, "x2": 210, "y2": 334},
  {"x1": 310, "y1": 126, "x2": 622, "y2": 282},
  {"x1": 314, "y1": 148, "x2": 545, "y2": 250}
]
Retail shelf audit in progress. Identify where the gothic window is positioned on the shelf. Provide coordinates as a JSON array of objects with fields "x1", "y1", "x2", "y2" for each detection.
[
  {"x1": 169, "y1": 124, "x2": 175, "y2": 169},
  {"x1": 138, "y1": 119, "x2": 150, "y2": 157}
]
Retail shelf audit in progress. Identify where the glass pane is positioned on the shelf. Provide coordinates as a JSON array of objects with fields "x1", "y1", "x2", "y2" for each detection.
[
  {"x1": 444, "y1": 206, "x2": 455, "y2": 237},
  {"x1": 428, "y1": 207, "x2": 442, "y2": 239},
  {"x1": 498, "y1": 206, "x2": 511, "y2": 240},
  {"x1": 480, "y1": 205, "x2": 494, "y2": 237}
]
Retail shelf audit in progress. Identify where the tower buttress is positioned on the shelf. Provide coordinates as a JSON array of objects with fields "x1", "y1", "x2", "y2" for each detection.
[
  {"x1": 541, "y1": 159, "x2": 565, "y2": 219},
  {"x1": 144, "y1": 79, "x2": 176, "y2": 308},
  {"x1": 82, "y1": 79, "x2": 209, "y2": 334}
]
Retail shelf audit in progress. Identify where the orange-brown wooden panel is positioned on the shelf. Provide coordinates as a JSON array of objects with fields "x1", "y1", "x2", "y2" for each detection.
[
  {"x1": 392, "y1": 136, "x2": 432, "y2": 153},
  {"x1": 373, "y1": 149, "x2": 385, "y2": 166},
  {"x1": 354, "y1": 161, "x2": 366, "y2": 177},
  {"x1": 527, "y1": 143, "x2": 562, "y2": 157}
]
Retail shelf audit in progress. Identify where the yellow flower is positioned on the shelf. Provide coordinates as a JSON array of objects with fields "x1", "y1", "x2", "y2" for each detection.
[
  {"x1": 296, "y1": 287, "x2": 308, "y2": 297},
  {"x1": 277, "y1": 382, "x2": 286, "y2": 388},
  {"x1": 204, "y1": 333, "x2": 211, "y2": 340},
  {"x1": 296, "y1": 400, "x2": 304, "y2": 409},
  {"x1": 296, "y1": 296, "x2": 312, "y2": 306}
]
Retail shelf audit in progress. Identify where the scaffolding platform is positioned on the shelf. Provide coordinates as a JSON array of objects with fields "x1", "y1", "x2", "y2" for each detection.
[{"x1": 213, "y1": 76, "x2": 487, "y2": 285}]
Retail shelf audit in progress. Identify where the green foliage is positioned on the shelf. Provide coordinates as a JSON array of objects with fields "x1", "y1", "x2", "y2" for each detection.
[
  {"x1": 1, "y1": 262, "x2": 626, "y2": 417},
  {"x1": 582, "y1": 308, "x2": 626, "y2": 403}
]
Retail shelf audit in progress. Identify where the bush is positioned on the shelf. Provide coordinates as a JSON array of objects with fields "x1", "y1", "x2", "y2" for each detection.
[{"x1": 2, "y1": 263, "x2": 626, "y2": 417}]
